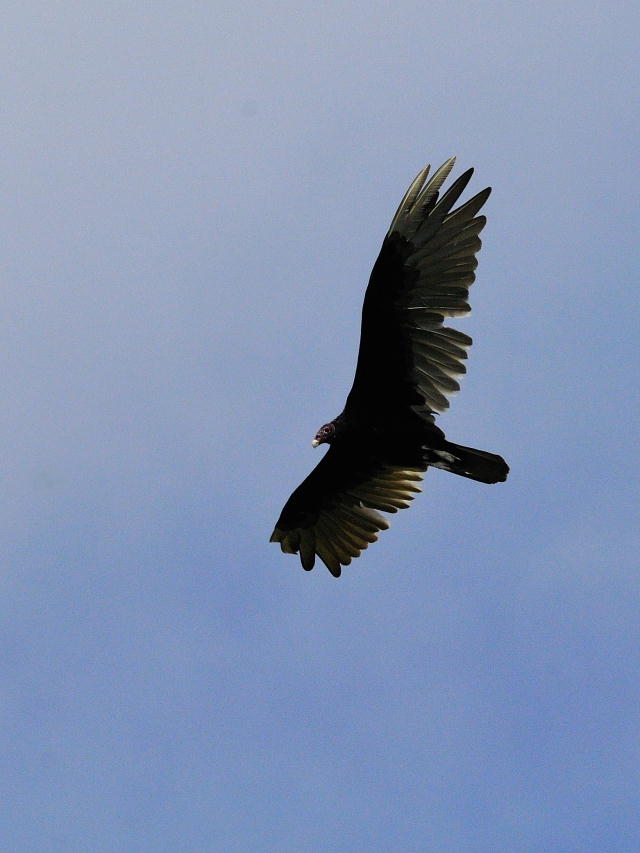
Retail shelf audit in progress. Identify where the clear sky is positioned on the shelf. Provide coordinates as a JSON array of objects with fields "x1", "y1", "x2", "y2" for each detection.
[{"x1": 3, "y1": 1, "x2": 639, "y2": 850}]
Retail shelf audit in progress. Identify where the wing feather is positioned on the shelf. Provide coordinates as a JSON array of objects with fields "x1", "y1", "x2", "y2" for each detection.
[
  {"x1": 270, "y1": 445, "x2": 425, "y2": 575},
  {"x1": 345, "y1": 158, "x2": 491, "y2": 416}
]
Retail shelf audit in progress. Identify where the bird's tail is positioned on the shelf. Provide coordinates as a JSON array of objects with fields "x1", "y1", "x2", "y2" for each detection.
[{"x1": 428, "y1": 441, "x2": 509, "y2": 484}]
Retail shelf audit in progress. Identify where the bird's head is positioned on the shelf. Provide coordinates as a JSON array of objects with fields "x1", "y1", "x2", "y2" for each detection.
[{"x1": 312, "y1": 422, "x2": 336, "y2": 447}]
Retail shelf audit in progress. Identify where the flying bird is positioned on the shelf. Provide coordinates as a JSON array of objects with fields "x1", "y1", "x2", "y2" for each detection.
[{"x1": 270, "y1": 157, "x2": 508, "y2": 576}]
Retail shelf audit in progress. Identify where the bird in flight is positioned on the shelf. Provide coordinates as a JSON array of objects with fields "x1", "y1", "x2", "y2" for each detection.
[{"x1": 271, "y1": 157, "x2": 509, "y2": 577}]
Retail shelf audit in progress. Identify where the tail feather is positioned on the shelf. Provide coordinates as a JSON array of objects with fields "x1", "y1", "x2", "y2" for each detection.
[{"x1": 429, "y1": 441, "x2": 509, "y2": 484}]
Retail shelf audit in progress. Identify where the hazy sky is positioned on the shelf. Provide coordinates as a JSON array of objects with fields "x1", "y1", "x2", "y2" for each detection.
[{"x1": 3, "y1": 1, "x2": 639, "y2": 850}]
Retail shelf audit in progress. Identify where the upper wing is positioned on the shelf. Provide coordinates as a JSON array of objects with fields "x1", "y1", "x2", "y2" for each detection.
[
  {"x1": 270, "y1": 442, "x2": 424, "y2": 577},
  {"x1": 345, "y1": 157, "x2": 491, "y2": 417}
]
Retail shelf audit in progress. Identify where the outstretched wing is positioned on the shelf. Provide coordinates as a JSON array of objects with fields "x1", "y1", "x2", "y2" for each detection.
[
  {"x1": 270, "y1": 442, "x2": 424, "y2": 577},
  {"x1": 345, "y1": 157, "x2": 490, "y2": 417}
]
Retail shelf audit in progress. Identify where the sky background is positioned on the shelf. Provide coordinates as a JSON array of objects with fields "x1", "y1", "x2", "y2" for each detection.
[{"x1": 2, "y1": 1, "x2": 639, "y2": 850}]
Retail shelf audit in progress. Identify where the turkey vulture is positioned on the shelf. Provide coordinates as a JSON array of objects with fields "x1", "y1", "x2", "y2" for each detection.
[{"x1": 270, "y1": 157, "x2": 508, "y2": 577}]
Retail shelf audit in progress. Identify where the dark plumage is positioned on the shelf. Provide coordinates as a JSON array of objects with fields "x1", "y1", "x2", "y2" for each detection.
[{"x1": 271, "y1": 157, "x2": 509, "y2": 576}]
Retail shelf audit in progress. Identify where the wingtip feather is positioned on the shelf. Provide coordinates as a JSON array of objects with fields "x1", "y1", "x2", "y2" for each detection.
[{"x1": 388, "y1": 157, "x2": 458, "y2": 238}]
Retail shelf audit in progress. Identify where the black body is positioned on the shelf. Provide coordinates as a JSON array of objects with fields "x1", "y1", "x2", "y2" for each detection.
[{"x1": 271, "y1": 159, "x2": 508, "y2": 576}]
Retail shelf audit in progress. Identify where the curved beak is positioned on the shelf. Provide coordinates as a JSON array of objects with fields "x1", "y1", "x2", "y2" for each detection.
[{"x1": 311, "y1": 439, "x2": 320, "y2": 448}]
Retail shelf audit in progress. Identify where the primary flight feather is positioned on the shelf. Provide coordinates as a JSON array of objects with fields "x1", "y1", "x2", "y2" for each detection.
[{"x1": 270, "y1": 157, "x2": 509, "y2": 577}]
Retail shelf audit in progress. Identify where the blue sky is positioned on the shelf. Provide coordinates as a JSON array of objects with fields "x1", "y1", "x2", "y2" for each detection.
[{"x1": 2, "y1": 1, "x2": 639, "y2": 850}]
